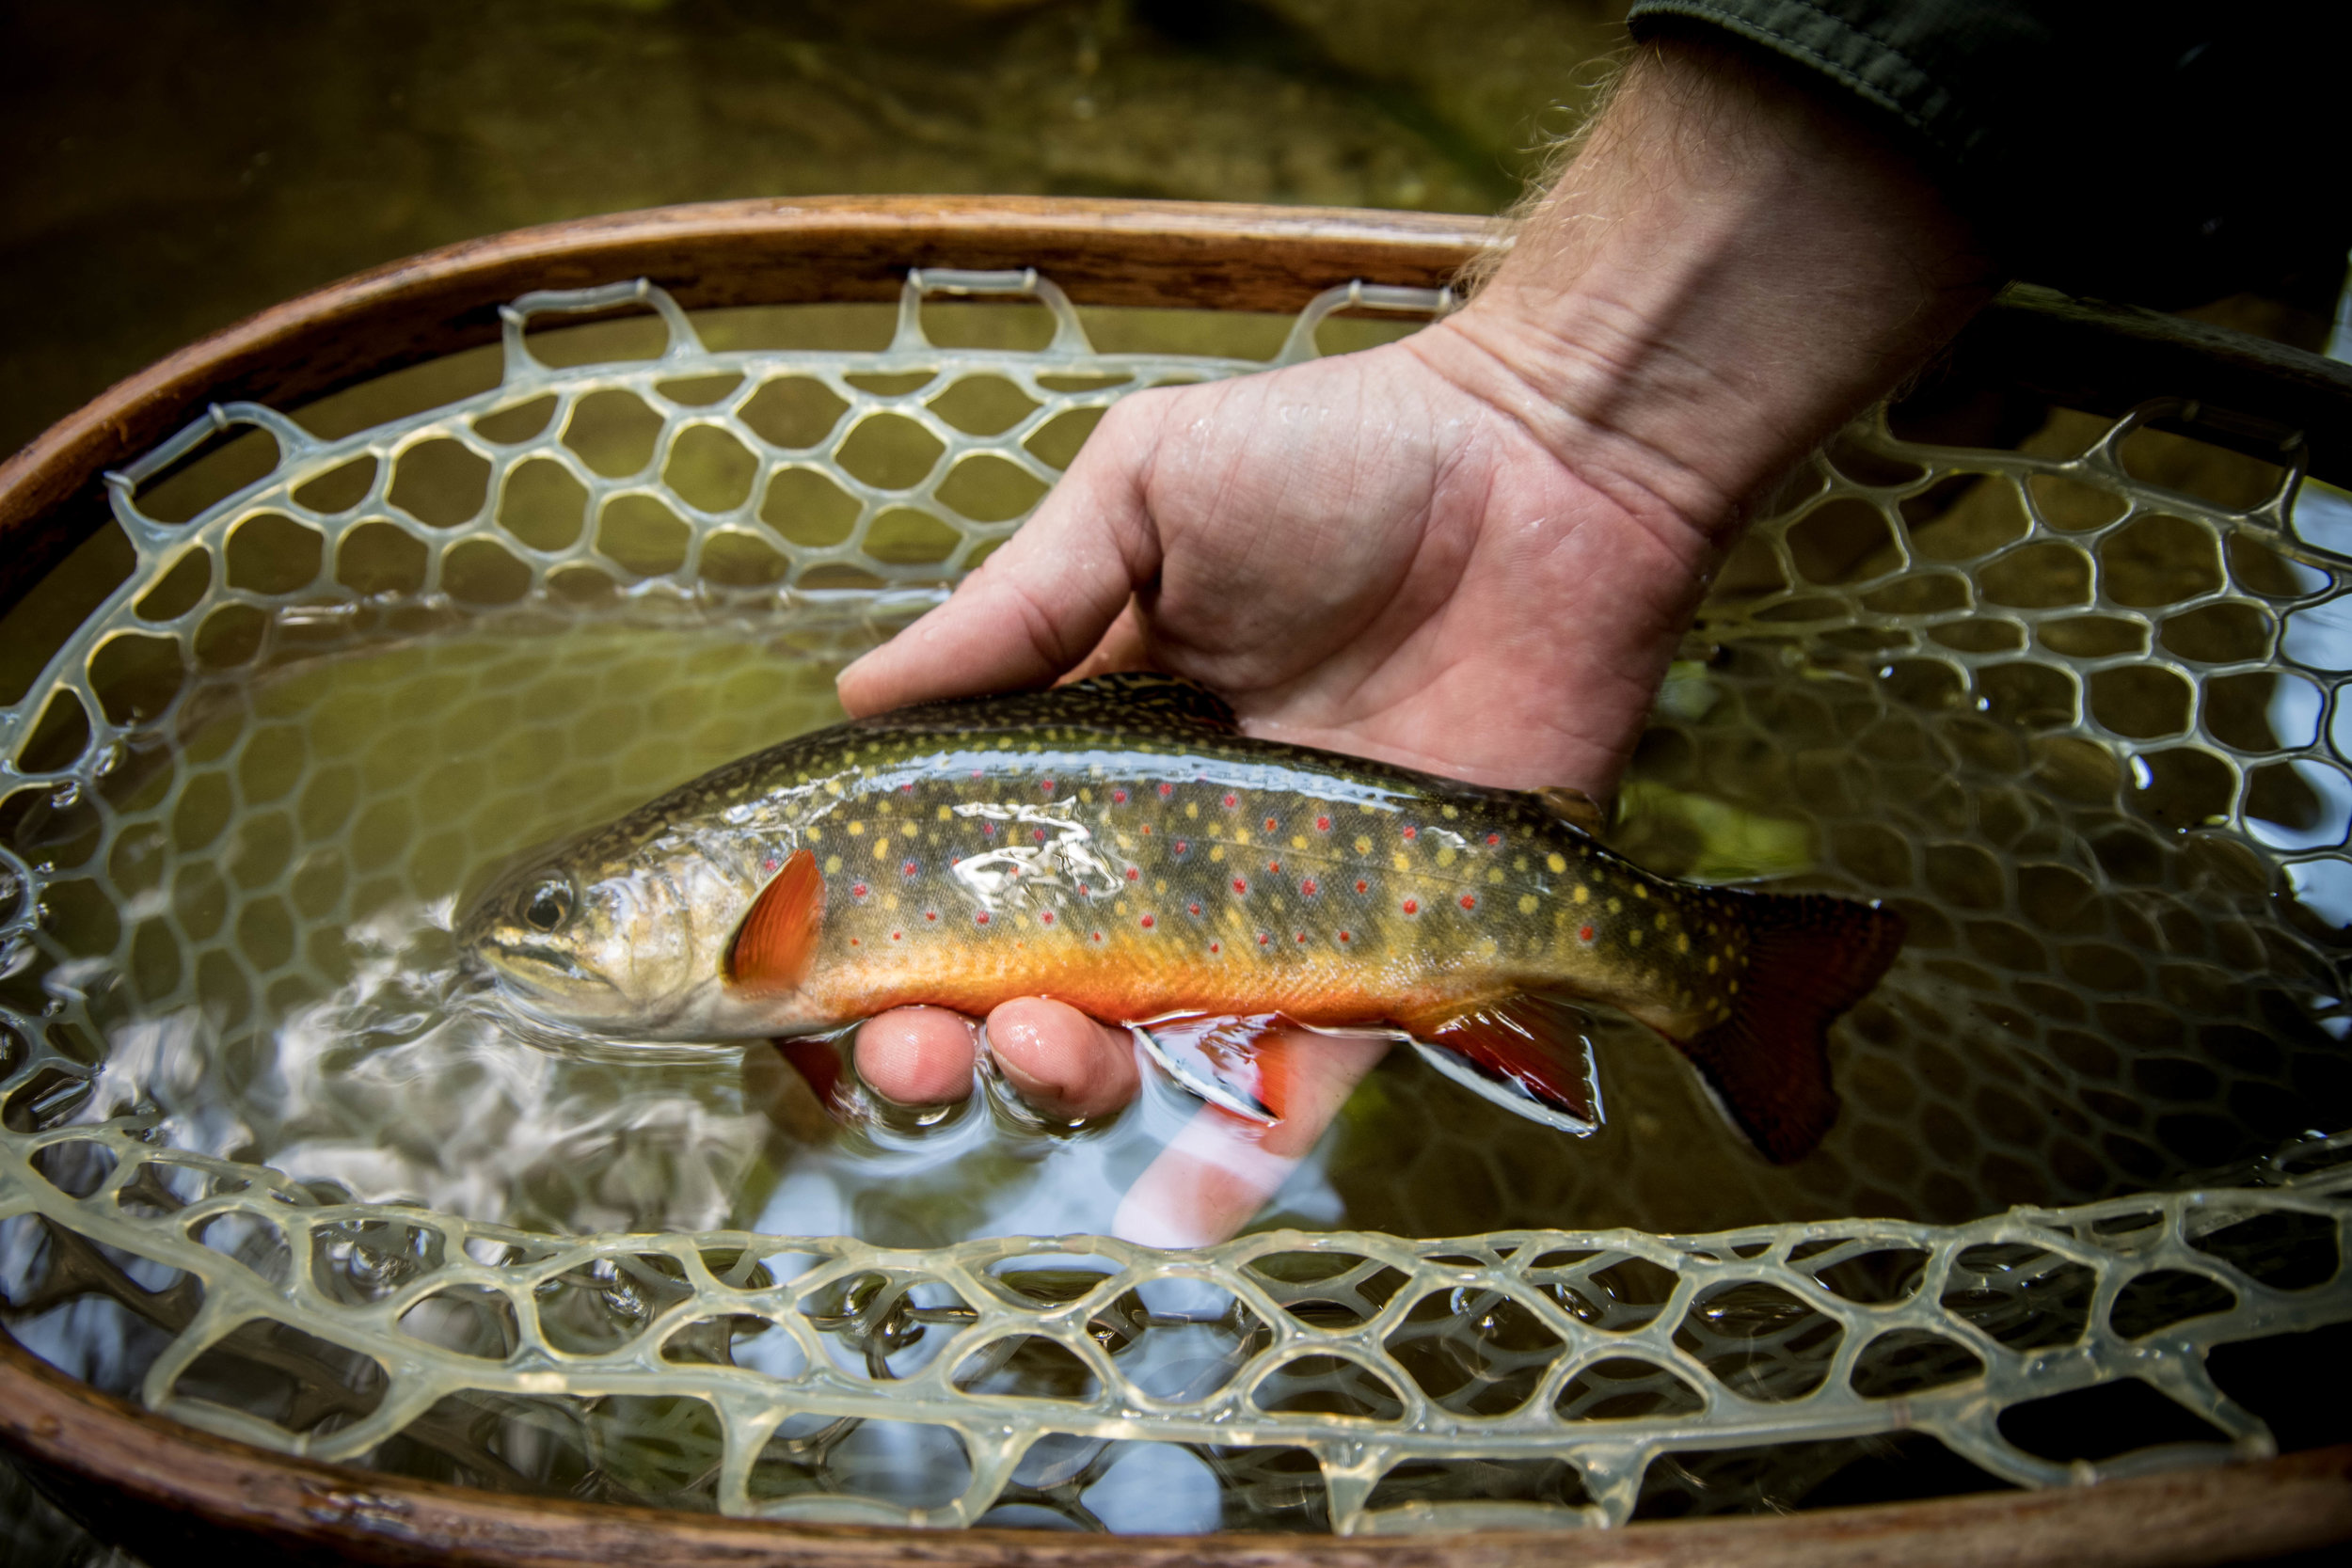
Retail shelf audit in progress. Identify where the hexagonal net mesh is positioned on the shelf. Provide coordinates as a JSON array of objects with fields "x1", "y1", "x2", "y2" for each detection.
[{"x1": 2, "y1": 274, "x2": 2349, "y2": 1533}]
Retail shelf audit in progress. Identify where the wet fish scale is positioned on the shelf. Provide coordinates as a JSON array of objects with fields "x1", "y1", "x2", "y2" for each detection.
[{"x1": 461, "y1": 674, "x2": 1900, "y2": 1160}]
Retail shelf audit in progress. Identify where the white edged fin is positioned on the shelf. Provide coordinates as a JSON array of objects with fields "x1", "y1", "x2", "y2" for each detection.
[{"x1": 1129, "y1": 1021, "x2": 1276, "y2": 1124}]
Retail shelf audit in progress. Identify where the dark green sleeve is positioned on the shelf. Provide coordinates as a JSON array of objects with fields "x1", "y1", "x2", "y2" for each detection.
[{"x1": 1625, "y1": 1, "x2": 2348, "y2": 309}]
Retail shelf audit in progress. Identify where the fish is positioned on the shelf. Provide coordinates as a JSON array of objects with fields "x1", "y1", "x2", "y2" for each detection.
[{"x1": 457, "y1": 673, "x2": 1905, "y2": 1162}]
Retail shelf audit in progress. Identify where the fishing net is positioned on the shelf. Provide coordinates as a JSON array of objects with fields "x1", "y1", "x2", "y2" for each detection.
[{"x1": 3, "y1": 273, "x2": 2349, "y2": 1533}]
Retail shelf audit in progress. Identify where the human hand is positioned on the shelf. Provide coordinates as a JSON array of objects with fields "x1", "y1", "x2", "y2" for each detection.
[{"x1": 825, "y1": 36, "x2": 1992, "y2": 1243}]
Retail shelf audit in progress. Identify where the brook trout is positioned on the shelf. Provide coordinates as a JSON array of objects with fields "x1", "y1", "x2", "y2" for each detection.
[{"x1": 458, "y1": 674, "x2": 1903, "y2": 1161}]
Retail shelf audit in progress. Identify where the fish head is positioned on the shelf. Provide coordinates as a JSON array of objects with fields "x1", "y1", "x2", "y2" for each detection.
[{"x1": 457, "y1": 840, "x2": 758, "y2": 1039}]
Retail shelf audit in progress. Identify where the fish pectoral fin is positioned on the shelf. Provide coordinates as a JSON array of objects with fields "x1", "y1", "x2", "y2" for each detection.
[
  {"x1": 1405, "y1": 994, "x2": 1602, "y2": 1136},
  {"x1": 1535, "y1": 785, "x2": 1613, "y2": 835},
  {"x1": 728, "y1": 847, "x2": 825, "y2": 993}
]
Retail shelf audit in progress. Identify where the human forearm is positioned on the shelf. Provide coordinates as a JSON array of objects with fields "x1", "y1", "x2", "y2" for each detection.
[{"x1": 1425, "y1": 35, "x2": 1994, "y2": 541}]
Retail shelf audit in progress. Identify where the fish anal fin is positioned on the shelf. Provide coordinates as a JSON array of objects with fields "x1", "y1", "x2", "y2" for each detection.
[
  {"x1": 1670, "y1": 894, "x2": 1906, "y2": 1164},
  {"x1": 1405, "y1": 994, "x2": 1601, "y2": 1135},
  {"x1": 1535, "y1": 785, "x2": 1612, "y2": 835},
  {"x1": 729, "y1": 847, "x2": 825, "y2": 993}
]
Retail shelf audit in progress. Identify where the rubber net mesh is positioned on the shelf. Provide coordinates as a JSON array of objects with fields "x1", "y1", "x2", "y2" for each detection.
[{"x1": 3, "y1": 275, "x2": 2350, "y2": 1533}]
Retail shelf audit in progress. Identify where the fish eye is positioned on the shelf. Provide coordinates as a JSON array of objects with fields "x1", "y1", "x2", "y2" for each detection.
[{"x1": 520, "y1": 879, "x2": 573, "y2": 933}]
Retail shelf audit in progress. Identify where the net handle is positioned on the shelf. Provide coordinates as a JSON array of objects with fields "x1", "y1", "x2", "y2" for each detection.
[{"x1": 1274, "y1": 279, "x2": 1457, "y2": 366}]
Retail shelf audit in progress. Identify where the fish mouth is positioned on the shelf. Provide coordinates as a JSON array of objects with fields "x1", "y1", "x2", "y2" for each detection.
[{"x1": 476, "y1": 940, "x2": 617, "y2": 1000}]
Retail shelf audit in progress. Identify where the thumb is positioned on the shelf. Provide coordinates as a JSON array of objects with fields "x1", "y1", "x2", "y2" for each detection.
[{"x1": 836, "y1": 401, "x2": 1163, "y2": 717}]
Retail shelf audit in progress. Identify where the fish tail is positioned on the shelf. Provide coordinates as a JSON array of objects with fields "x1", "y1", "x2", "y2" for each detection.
[{"x1": 1669, "y1": 893, "x2": 1906, "y2": 1164}]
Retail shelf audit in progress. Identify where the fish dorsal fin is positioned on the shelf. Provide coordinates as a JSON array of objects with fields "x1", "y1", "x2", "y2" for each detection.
[
  {"x1": 1405, "y1": 994, "x2": 1601, "y2": 1135},
  {"x1": 1535, "y1": 785, "x2": 1612, "y2": 835},
  {"x1": 1055, "y1": 672, "x2": 1239, "y2": 730},
  {"x1": 729, "y1": 848, "x2": 825, "y2": 993}
]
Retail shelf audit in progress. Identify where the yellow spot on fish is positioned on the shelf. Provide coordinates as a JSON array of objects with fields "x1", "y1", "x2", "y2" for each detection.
[
  {"x1": 1608, "y1": 898, "x2": 1623, "y2": 913},
  {"x1": 1547, "y1": 853, "x2": 1567, "y2": 873},
  {"x1": 1487, "y1": 868, "x2": 1504, "y2": 883},
  {"x1": 1572, "y1": 885, "x2": 1590, "y2": 904},
  {"x1": 1677, "y1": 933, "x2": 1690, "y2": 953},
  {"x1": 824, "y1": 855, "x2": 843, "y2": 875},
  {"x1": 883, "y1": 893, "x2": 899, "y2": 911},
  {"x1": 1655, "y1": 911, "x2": 1669, "y2": 930},
  {"x1": 874, "y1": 837, "x2": 891, "y2": 858},
  {"x1": 848, "y1": 821, "x2": 865, "y2": 836},
  {"x1": 1518, "y1": 894, "x2": 1538, "y2": 914},
  {"x1": 936, "y1": 806, "x2": 952, "y2": 821},
  {"x1": 1707, "y1": 955, "x2": 1720, "y2": 974},
  {"x1": 1392, "y1": 852, "x2": 1411, "y2": 872},
  {"x1": 1155, "y1": 878, "x2": 1168, "y2": 893},
  {"x1": 1185, "y1": 801, "x2": 1199, "y2": 818},
  {"x1": 1292, "y1": 835, "x2": 1309, "y2": 850},
  {"x1": 807, "y1": 826, "x2": 824, "y2": 843},
  {"x1": 1115, "y1": 900, "x2": 1127, "y2": 915},
  {"x1": 1441, "y1": 804, "x2": 1459, "y2": 819},
  {"x1": 1355, "y1": 835, "x2": 1372, "y2": 854},
  {"x1": 1728, "y1": 978, "x2": 1740, "y2": 994},
  {"x1": 1633, "y1": 884, "x2": 1648, "y2": 899},
  {"x1": 1437, "y1": 847, "x2": 1456, "y2": 867},
  {"x1": 1211, "y1": 846, "x2": 1226, "y2": 863},
  {"x1": 1515, "y1": 855, "x2": 1528, "y2": 871},
  {"x1": 1080, "y1": 788, "x2": 1092, "y2": 804},
  {"x1": 1629, "y1": 929, "x2": 1644, "y2": 947}
]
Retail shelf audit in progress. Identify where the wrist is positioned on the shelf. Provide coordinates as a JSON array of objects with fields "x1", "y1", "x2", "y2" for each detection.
[{"x1": 1422, "y1": 35, "x2": 1993, "y2": 540}]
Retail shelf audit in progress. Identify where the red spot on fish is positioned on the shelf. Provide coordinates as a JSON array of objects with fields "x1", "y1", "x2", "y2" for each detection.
[
  {"x1": 891, "y1": 930, "x2": 902, "y2": 942},
  {"x1": 1158, "y1": 783, "x2": 1174, "y2": 798},
  {"x1": 1403, "y1": 898, "x2": 1420, "y2": 915},
  {"x1": 1295, "y1": 931, "x2": 1307, "y2": 943},
  {"x1": 850, "y1": 937, "x2": 860, "y2": 946},
  {"x1": 982, "y1": 822, "x2": 995, "y2": 837},
  {"x1": 1339, "y1": 929, "x2": 1352, "y2": 942},
  {"x1": 925, "y1": 911, "x2": 938, "y2": 922},
  {"x1": 1403, "y1": 826, "x2": 1418, "y2": 840},
  {"x1": 976, "y1": 912, "x2": 991, "y2": 926},
  {"x1": 1258, "y1": 933, "x2": 1271, "y2": 946},
  {"x1": 1174, "y1": 839, "x2": 1189, "y2": 855},
  {"x1": 1140, "y1": 914, "x2": 1155, "y2": 928},
  {"x1": 1460, "y1": 895, "x2": 1477, "y2": 911},
  {"x1": 901, "y1": 861, "x2": 916, "y2": 877},
  {"x1": 763, "y1": 857, "x2": 779, "y2": 874},
  {"x1": 1078, "y1": 883, "x2": 1090, "y2": 895},
  {"x1": 1091, "y1": 930, "x2": 1104, "y2": 943},
  {"x1": 1315, "y1": 816, "x2": 1331, "y2": 832},
  {"x1": 1041, "y1": 911, "x2": 1056, "y2": 926},
  {"x1": 1354, "y1": 879, "x2": 1369, "y2": 895},
  {"x1": 1210, "y1": 942, "x2": 1221, "y2": 954},
  {"x1": 1301, "y1": 879, "x2": 1319, "y2": 896},
  {"x1": 1232, "y1": 878, "x2": 1248, "y2": 895},
  {"x1": 1263, "y1": 816, "x2": 1278, "y2": 832},
  {"x1": 972, "y1": 769, "x2": 983, "y2": 779},
  {"x1": 901, "y1": 783, "x2": 914, "y2": 793},
  {"x1": 1579, "y1": 925, "x2": 1596, "y2": 942},
  {"x1": 1033, "y1": 828, "x2": 1047, "y2": 843},
  {"x1": 851, "y1": 883, "x2": 869, "y2": 898},
  {"x1": 1268, "y1": 861, "x2": 1281, "y2": 875},
  {"x1": 1187, "y1": 902, "x2": 1201, "y2": 915},
  {"x1": 1140, "y1": 824, "x2": 1152, "y2": 835},
  {"x1": 1125, "y1": 867, "x2": 1140, "y2": 881},
  {"x1": 1223, "y1": 793, "x2": 1238, "y2": 809},
  {"x1": 1486, "y1": 832, "x2": 1501, "y2": 846},
  {"x1": 1041, "y1": 779, "x2": 1056, "y2": 794},
  {"x1": 1113, "y1": 788, "x2": 1129, "y2": 803}
]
